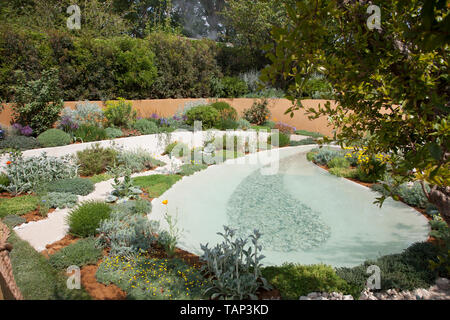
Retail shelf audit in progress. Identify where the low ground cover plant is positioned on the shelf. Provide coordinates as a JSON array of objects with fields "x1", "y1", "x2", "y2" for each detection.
[
  {"x1": 49, "y1": 237, "x2": 103, "y2": 269},
  {"x1": 0, "y1": 195, "x2": 39, "y2": 218},
  {"x1": 132, "y1": 174, "x2": 182, "y2": 198},
  {"x1": 41, "y1": 192, "x2": 78, "y2": 209},
  {"x1": 43, "y1": 178, "x2": 94, "y2": 196},
  {"x1": 116, "y1": 148, "x2": 165, "y2": 173},
  {"x1": 262, "y1": 263, "x2": 355, "y2": 299},
  {"x1": 67, "y1": 201, "x2": 112, "y2": 237},
  {"x1": 0, "y1": 135, "x2": 41, "y2": 151},
  {"x1": 74, "y1": 124, "x2": 107, "y2": 142},
  {"x1": 105, "y1": 127, "x2": 123, "y2": 139},
  {"x1": 2, "y1": 214, "x2": 26, "y2": 227},
  {"x1": 178, "y1": 163, "x2": 208, "y2": 176}
]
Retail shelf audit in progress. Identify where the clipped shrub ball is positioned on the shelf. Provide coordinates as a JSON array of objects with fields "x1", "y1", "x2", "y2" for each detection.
[
  {"x1": 132, "y1": 119, "x2": 159, "y2": 135},
  {"x1": 0, "y1": 135, "x2": 40, "y2": 151},
  {"x1": 185, "y1": 105, "x2": 220, "y2": 129},
  {"x1": 67, "y1": 201, "x2": 112, "y2": 237},
  {"x1": 41, "y1": 192, "x2": 79, "y2": 209},
  {"x1": 44, "y1": 178, "x2": 94, "y2": 196},
  {"x1": 37, "y1": 129, "x2": 72, "y2": 147},
  {"x1": 76, "y1": 144, "x2": 118, "y2": 176},
  {"x1": 268, "y1": 132, "x2": 290, "y2": 147}
]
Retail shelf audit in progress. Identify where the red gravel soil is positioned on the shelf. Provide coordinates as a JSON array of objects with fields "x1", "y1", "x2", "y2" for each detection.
[
  {"x1": 21, "y1": 208, "x2": 55, "y2": 223},
  {"x1": 41, "y1": 234, "x2": 79, "y2": 258}
]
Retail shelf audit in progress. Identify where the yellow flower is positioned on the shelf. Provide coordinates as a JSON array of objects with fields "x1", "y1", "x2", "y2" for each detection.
[{"x1": 162, "y1": 200, "x2": 168, "y2": 205}]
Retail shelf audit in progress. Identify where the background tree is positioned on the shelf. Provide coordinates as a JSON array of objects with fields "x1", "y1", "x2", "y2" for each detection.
[{"x1": 262, "y1": 0, "x2": 450, "y2": 225}]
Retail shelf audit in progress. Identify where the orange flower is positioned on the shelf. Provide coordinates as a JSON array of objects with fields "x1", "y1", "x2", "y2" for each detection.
[
  {"x1": 162, "y1": 200, "x2": 168, "y2": 205},
  {"x1": 6, "y1": 161, "x2": 11, "y2": 165}
]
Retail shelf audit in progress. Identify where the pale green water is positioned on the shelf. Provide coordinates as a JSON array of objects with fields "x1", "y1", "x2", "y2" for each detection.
[{"x1": 150, "y1": 146, "x2": 429, "y2": 267}]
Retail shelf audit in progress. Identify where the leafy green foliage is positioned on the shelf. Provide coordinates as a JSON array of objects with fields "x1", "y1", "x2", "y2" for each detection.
[
  {"x1": 185, "y1": 105, "x2": 220, "y2": 129},
  {"x1": 104, "y1": 98, "x2": 137, "y2": 128},
  {"x1": 67, "y1": 201, "x2": 112, "y2": 237},
  {"x1": 164, "y1": 142, "x2": 189, "y2": 158},
  {"x1": 96, "y1": 210, "x2": 159, "y2": 256},
  {"x1": 74, "y1": 124, "x2": 107, "y2": 143},
  {"x1": 397, "y1": 182, "x2": 430, "y2": 209},
  {"x1": 2, "y1": 214, "x2": 26, "y2": 228},
  {"x1": 132, "y1": 174, "x2": 182, "y2": 198},
  {"x1": 8, "y1": 232, "x2": 91, "y2": 300},
  {"x1": 0, "y1": 173, "x2": 10, "y2": 191},
  {"x1": 200, "y1": 226, "x2": 271, "y2": 300},
  {"x1": 328, "y1": 167, "x2": 358, "y2": 179},
  {"x1": 2, "y1": 152, "x2": 78, "y2": 195},
  {"x1": 37, "y1": 129, "x2": 72, "y2": 147},
  {"x1": 178, "y1": 163, "x2": 208, "y2": 177},
  {"x1": 243, "y1": 99, "x2": 271, "y2": 125},
  {"x1": 88, "y1": 173, "x2": 113, "y2": 184},
  {"x1": 11, "y1": 68, "x2": 63, "y2": 135},
  {"x1": 41, "y1": 192, "x2": 78, "y2": 209},
  {"x1": 268, "y1": 132, "x2": 290, "y2": 147},
  {"x1": 328, "y1": 157, "x2": 350, "y2": 169},
  {"x1": 105, "y1": 127, "x2": 123, "y2": 139},
  {"x1": 312, "y1": 148, "x2": 343, "y2": 166},
  {"x1": 116, "y1": 148, "x2": 165, "y2": 173},
  {"x1": 336, "y1": 242, "x2": 441, "y2": 293},
  {"x1": 76, "y1": 144, "x2": 118, "y2": 176},
  {"x1": 43, "y1": 178, "x2": 94, "y2": 196},
  {"x1": 49, "y1": 237, "x2": 103, "y2": 269},
  {"x1": 132, "y1": 119, "x2": 159, "y2": 135},
  {"x1": 262, "y1": 263, "x2": 354, "y2": 299},
  {"x1": 0, "y1": 135, "x2": 41, "y2": 151},
  {"x1": 219, "y1": 76, "x2": 248, "y2": 98},
  {"x1": 0, "y1": 195, "x2": 39, "y2": 218},
  {"x1": 263, "y1": 0, "x2": 449, "y2": 223},
  {"x1": 237, "y1": 118, "x2": 251, "y2": 130}
]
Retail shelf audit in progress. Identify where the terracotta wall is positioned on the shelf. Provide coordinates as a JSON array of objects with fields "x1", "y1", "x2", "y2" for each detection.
[{"x1": 0, "y1": 98, "x2": 336, "y2": 136}]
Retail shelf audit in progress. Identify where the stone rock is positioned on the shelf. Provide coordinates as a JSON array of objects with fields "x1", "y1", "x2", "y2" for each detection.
[
  {"x1": 342, "y1": 295, "x2": 353, "y2": 300},
  {"x1": 436, "y1": 278, "x2": 450, "y2": 290},
  {"x1": 299, "y1": 296, "x2": 310, "y2": 300},
  {"x1": 105, "y1": 195, "x2": 118, "y2": 203},
  {"x1": 307, "y1": 292, "x2": 319, "y2": 298}
]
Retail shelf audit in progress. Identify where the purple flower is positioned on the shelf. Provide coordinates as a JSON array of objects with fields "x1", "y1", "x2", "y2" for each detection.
[
  {"x1": 12, "y1": 123, "x2": 22, "y2": 130},
  {"x1": 151, "y1": 113, "x2": 159, "y2": 119},
  {"x1": 20, "y1": 125, "x2": 33, "y2": 136}
]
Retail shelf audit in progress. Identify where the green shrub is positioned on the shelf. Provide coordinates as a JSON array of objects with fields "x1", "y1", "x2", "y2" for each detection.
[
  {"x1": 2, "y1": 214, "x2": 26, "y2": 227},
  {"x1": 96, "y1": 210, "x2": 159, "y2": 256},
  {"x1": 219, "y1": 76, "x2": 249, "y2": 97},
  {"x1": 41, "y1": 192, "x2": 78, "y2": 209},
  {"x1": 237, "y1": 119, "x2": 251, "y2": 130},
  {"x1": 44, "y1": 178, "x2": 94, "y2": 196},
  {"x1": 74, "y1": 124, "x2": 107, "y2": 143},
  {"x1": 327, "y1": 157, "x2": 350, "y2": 169},
  {"x1": 262, "y1": 263, "x2": 354, "y2": 299},
  {"x1": 105, "y1": 127, "x2": 123, "y2": 139},
  {"x1": 356, "y1": 157, "x2": 387, "y2": 183},
  {"x1": 328, "y1": 167, "x2": 359, "y2": 179},
  {"x1": 104, "y1": 98, "x2": 137, "y2": 128},
  {"x1": 61, "y1": 102, "x2": 105, "y2": 128},
  {"x1": 37, "y1": 129, "x2": 72, "y2": 148},
  {"x1": 116, "y1": 148, "x2": 165, "y2": 173},
  {"x1": 397, "y1": 182, "x2": 430, "y2": 209},
  {"x1": 76, "y1": 144, "x2": 118, "y2": 176},
  {"x1": 306, "y1": 152, "x2": 318, "y2": 162},
  {"x1": 0, "y1": 135, "x2": 41, "y2": 151},
  {"x1": 67, "y1": 201, "x2": 112, "y2": 237},
  {"x1": 185, "y1": 105, "x2": 220, "y2": 129},
  {"x1": 113, "y1": 199, "x2": 152, "y2": 216},
  {"x1": 0, "y1": 195, "x2": 39, "y2": 218},
  {"x1": 49, "y1": 238, "x2": 103, "y2": 269},
  {"x1": 132, "y1": 119, "x2": 159, "y2": 134},
  {"x1": 2, "y1": 152, "x2": 78, "y2": 195},
  {"x1": 313, "y1": 148, "x2": 343, "y2": 165},
  {"x1": 164, "y1": 142, "x2": 189, "y2": 157},
  {"x1": 336, "y1": 242, "x2": 441, "y2": 293},
  {"x1": 268, "y1": 132, "x2": 290, "y2": 147},
  {"x1": 289, "y1": 137, "x2": 317, "y2": 146},
  {"x1": 179, "y1": 163, "x2": 208, "y2": 176},
  {"x1": 215, "y1": 135, "x2": 245, "y2": 152},
  {"x1": 0, "y1": 173, "x2": 10, "y2": 191},
  {"x1": 211, "y1": 102, "x2": 238, "y2": 121},
  {"x1": 11, "y1": 69, "x2": 64, "y2": 135},
  {"x1": 243, "y1": 100, "x2": 271, "y2": 125},
  {"x1": 132, "y1": 175, "x2": 182, "y2": 198}
]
